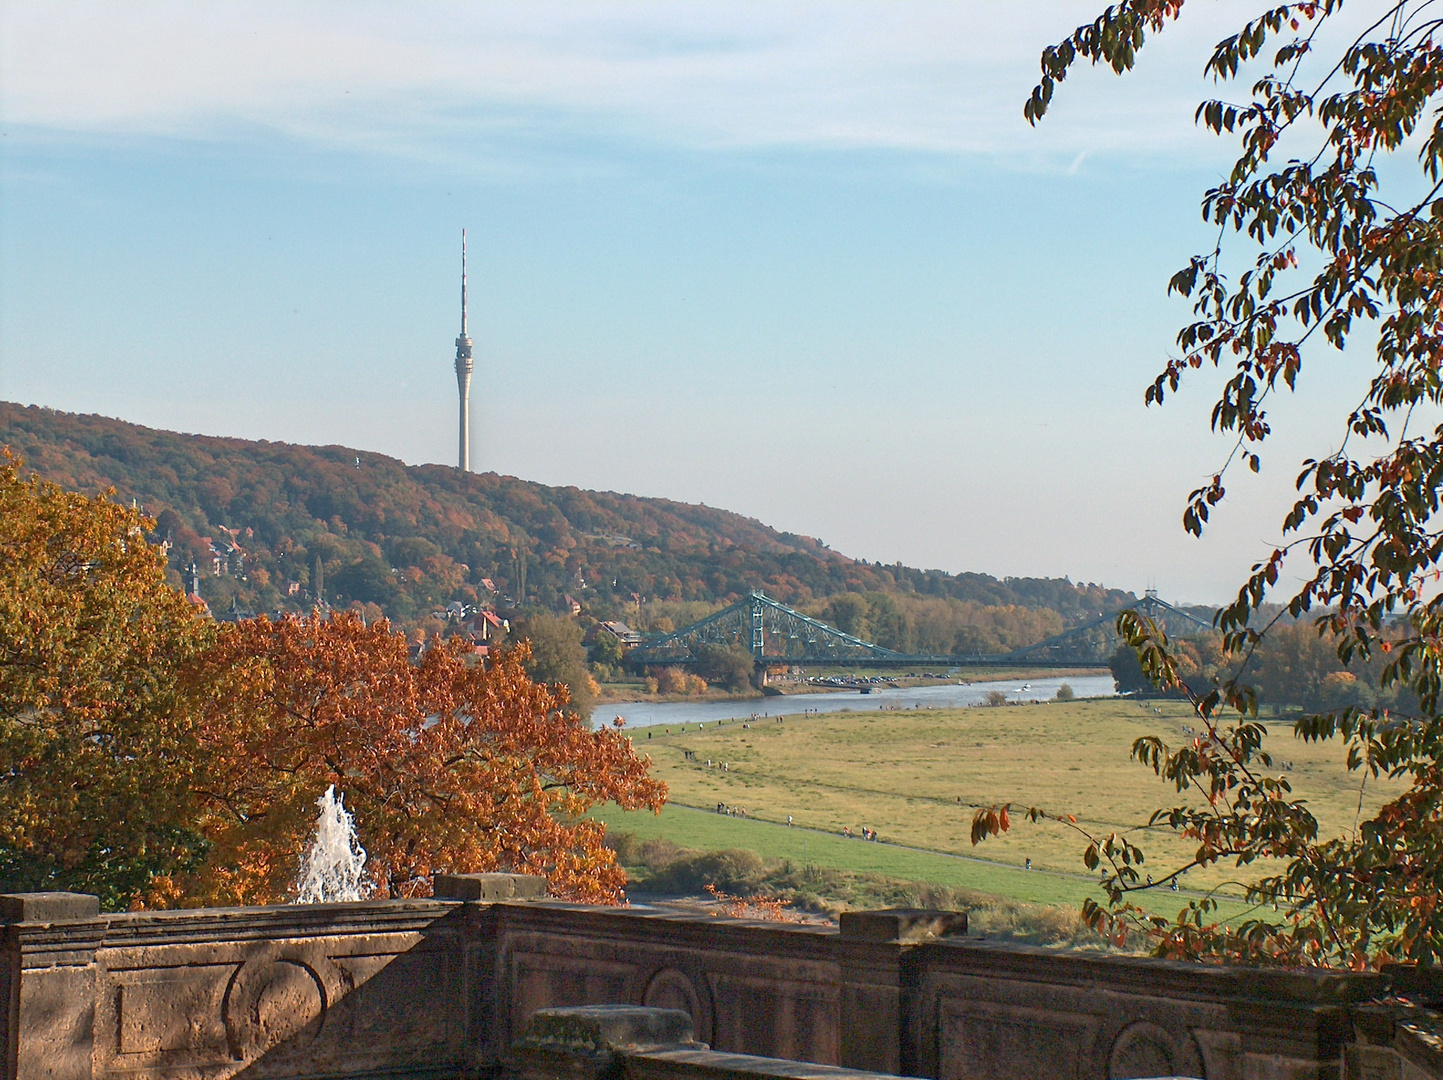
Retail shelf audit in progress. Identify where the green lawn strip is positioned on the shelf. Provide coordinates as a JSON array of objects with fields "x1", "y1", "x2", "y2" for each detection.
[{"x1": 593, "y1": 802, "x2": 1254, "y2": 922}]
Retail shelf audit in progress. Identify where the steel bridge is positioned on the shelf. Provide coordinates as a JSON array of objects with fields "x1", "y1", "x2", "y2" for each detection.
[{"x1": 627, "y1": 589, "x2": 1214, "y2": 670}]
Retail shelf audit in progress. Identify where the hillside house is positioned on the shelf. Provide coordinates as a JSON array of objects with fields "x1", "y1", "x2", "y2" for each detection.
[
  {"x1": 460, "y1": 609, "x2": 507, "y2": 642},
  {"x1": 201, "y1": 533, "x2": 245, "y2": 577},
  {"x1": 596, "y1": 620, "x2": 644, "y2": 649}
]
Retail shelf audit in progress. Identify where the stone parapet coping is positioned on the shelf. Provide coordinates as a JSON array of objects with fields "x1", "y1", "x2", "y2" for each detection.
[
  {"x1": 923, "y1": 934, "x2": 1385, "y2": 1004},
  {"x1": 3, "y1": 898, "x2": 465, "y2": 968}
]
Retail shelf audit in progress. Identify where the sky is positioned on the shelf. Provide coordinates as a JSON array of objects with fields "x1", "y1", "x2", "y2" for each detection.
[{"x1": 0, "y1": 2, "x2": 1392, "y2": 604}]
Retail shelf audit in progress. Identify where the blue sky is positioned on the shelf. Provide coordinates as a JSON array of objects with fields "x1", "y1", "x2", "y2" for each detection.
[{"x1": 0, "y1": 3, "x2": 1386, "y2": 603}]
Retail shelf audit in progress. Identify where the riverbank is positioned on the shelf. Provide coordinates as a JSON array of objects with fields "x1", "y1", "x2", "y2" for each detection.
[
  {"x1": 597, "y1": 683, "x2": 760, "y2": 706},
  {"x1": 595, "y1": 672, "x2": 1117, "y2": 729},
  {"x1": 595, "y1": 666, "x2": 1108, "y2": 706}
]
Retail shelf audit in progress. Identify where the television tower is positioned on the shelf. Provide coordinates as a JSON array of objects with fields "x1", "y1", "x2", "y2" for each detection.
[{"x1": 455, "y1": 230, "x2": 475, "y2": 472}]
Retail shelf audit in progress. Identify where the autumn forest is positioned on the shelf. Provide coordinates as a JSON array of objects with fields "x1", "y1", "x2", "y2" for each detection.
[{"x1": 0, "y1": 402, "x2": 1136, "y2": 651}]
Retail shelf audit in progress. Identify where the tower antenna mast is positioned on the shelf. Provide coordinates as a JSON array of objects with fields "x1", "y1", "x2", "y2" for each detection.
[{"x1": 454, "y1": 230, "x2": 475, "y2": 472}]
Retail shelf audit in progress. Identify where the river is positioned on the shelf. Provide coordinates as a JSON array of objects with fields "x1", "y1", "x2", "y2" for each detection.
[{"x1": 593, "y1": 672, "x2": 1117, "y2": 729}]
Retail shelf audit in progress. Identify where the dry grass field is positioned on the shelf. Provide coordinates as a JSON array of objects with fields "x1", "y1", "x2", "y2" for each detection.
[{"x1": 618, "y1": 697, "x2": 1401, "y2": 897}]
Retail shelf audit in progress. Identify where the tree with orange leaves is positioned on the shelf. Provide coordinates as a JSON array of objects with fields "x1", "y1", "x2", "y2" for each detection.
[
  {"x1": 0, "y1": 452, "x2": 216, "y2": 910},
  {"x1": 182, "y1": 612, "x2": 666, "y2": 906}
]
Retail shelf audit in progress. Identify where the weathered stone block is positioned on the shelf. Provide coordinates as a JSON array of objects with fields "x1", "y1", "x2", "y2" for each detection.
[
  {"x1": 15, "y1": 963, "x2": 96, "y2": 1080},
  {"x1": 434, "y1": 873, "x2": 548, "y2": 901},
  {"x1": 837, "y1": 909, "x2": 966, "y2": 943},
  {"x1": 509, "y1": 1005, "x2": 705, "y2": 1080},
  {"x1": 519, "y1": 1005, "x2": 705, "y2": 1054},
  {"x1": 0, "y1": 894, "x2": 99, "y2": 924},
  {"x1": 1346, "y1": 1001, "x2": 1443, "y2": 1080}
]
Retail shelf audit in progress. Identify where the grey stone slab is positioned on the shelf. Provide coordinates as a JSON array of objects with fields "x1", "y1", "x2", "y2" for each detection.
[
  {"x1": 434, "y1": 873, "x2": 549, "y2": 901},
  {"x1": 0, "y1": 892, "x2": 100, "y2": 924},
  {"x1": 837, "y1": 910, "x2": 966, "y2": 943},
  {"x1": 518, "y1": 1005, "x2": 705, "y2": 1054}
]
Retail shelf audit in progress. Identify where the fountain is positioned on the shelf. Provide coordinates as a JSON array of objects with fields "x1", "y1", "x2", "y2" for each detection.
[{"x1": 295, "y1": 784, "x2": 368, "y2": 902}]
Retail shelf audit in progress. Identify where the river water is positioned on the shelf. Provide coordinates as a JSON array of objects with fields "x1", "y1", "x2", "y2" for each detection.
[{"x1": 594, "y1": 673, "x2": 1117, "y2": 729}]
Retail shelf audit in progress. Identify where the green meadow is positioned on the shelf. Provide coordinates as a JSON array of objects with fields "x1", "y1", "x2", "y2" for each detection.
[
  {"x1": 597, "y1": 697, "x2": 1397, "y2": 917},
  {"x1": 596, "y1": 801, "x2": 1106, "y2": 907}
]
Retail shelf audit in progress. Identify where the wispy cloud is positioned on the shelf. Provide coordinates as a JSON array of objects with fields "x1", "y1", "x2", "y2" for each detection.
[{"x1": 1, "y1": 1, "x2": 1254, "y2": 166}]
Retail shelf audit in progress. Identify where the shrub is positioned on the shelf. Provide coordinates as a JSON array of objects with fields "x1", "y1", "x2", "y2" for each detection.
[
  {"x1": 656, "y1": 667, "x2": 708, "y2": 695},
  {"x1": 604, "y1": 831, "x2": 645, "y2": 866},
  {"x1": 643, "y1": 849, "x2": 766, "y2": 895}
]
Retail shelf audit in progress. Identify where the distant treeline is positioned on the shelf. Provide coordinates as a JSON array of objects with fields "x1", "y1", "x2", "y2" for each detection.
[
  {"x1": 0, "y1": 403, "x2": 1138, "y2": 638},
  {"x1": 1111, "y1": 620, "x2": 1419, "y2": 714},
  {"x1": 808, "y1": 591, "x2": 1065, "y2": 656}
]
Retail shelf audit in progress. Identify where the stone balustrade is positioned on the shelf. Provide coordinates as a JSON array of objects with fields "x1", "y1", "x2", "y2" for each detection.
[{"x1": 2, "y1": 875, "x2": 1439, "y2": 1080}]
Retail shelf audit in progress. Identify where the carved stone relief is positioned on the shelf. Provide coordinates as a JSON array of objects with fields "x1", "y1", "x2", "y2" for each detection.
[
  {"x1": 1108, "y1": 1020, "x2": 1203, "y2": 1080},
  {"x1": 222, "y1": 947, "x2": 345, "y2": 1063},
  {"x1": 642, "y1": 967, "x2": 706, "y2": 1040}
]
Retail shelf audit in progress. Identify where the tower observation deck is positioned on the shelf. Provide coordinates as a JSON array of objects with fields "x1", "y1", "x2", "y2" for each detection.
[{"x1": 455, "y1": 230, "x2": 475, "y2": 472}]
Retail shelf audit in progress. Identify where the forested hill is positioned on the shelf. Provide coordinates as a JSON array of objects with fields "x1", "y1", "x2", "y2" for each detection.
[{"x1": 1, "y1": 403, "x2": 1136, "y2": 642}]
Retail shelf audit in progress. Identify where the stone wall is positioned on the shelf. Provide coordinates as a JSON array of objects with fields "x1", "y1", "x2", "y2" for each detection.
[{"x1": 3, "y1": 881, "x2": 1439, "y2": 1080}]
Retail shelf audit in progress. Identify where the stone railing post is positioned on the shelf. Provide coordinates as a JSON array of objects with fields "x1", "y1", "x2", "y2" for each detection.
[
  {"x1": 1, "y1": 892, "x2": 103, "y2": 1080},
  {"x1": 431, "y1": 871, "x2": 547, "y2": 1074},
  {"x1": 836, "y1": 908, "x2": 967, "y2": 1076},
  {"x1": 434, "y1": 873, "x2": 548, "y2": 902}
]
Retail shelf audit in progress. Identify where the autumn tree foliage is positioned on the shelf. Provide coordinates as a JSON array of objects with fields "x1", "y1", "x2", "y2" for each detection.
[
  {"x1": 513, "y1": 613, "x2": 599, "y2": 718},
  {"x1": 179, "y1": 613, "x2": 666, "y2": 907},
  {"x1": 0, "y1": 451, "x2": 666, "y2": 909},
  {"x1": 0, "y1": 452, "x2": 215, "y2": 909},
  {"x1": 976, "y1": 1, "x2": 1443, "y2": 968}
]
